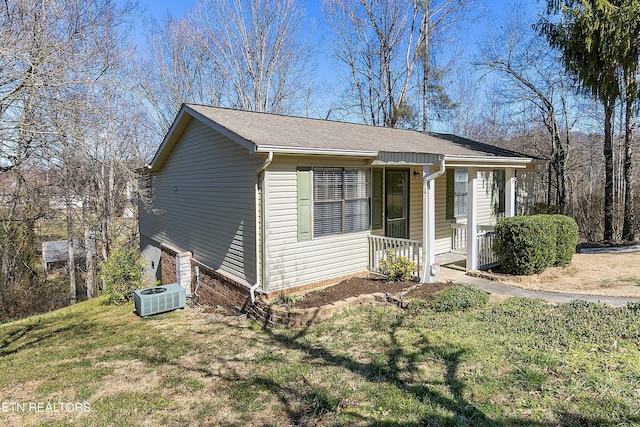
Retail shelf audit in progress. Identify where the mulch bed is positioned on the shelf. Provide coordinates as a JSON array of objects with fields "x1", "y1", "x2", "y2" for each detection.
[{"x1": 292, "y1": 276, "x2": 452, "y2": 309}]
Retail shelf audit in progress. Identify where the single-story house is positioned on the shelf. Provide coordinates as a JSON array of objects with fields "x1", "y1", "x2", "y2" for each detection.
[{"x1": 139, "y1": 104, "x2": 538, "y2": 308}]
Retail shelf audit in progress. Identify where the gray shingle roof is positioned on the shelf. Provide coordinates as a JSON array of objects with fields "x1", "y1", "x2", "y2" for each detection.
[{"x1": 186, "y1": 104, "x2": 530, "y2": 159}]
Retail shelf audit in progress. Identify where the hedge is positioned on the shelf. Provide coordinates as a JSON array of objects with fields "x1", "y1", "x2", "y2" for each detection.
[
  {"x1": 493, "y1": 215, "x2": 578, "y2": 275},
  {"x1": 538, "y1": 214, "x2": 579, "y2": 266},
  {"x1": 493, "y1": 216, "x2": 556, "y2": 275}
]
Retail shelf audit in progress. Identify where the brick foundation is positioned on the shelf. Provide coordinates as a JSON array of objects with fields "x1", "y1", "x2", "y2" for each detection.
[
  {"x1": 158, "y1": 244, "x2": 399, "y2": 326},
  {"x1": 159, "y1": 244, "x2": 251, "y2": 311},
  {"x1": 160, "y1": 244, "x2": 178, "y2": 285},
  {"x1": 191, "y1": 259, "x2": 251, "y2": 311}
]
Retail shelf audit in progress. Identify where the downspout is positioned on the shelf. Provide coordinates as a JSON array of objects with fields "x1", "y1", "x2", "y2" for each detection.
[
  {"x1": 421, "y1": 157, "x2": 446, "y2": 282},
  {"x1": 253, "y1": 151, "x2": 273, "y2": 304},
  {"x1": 425, "y1": 157, "x2": 446, "y2": 182}
]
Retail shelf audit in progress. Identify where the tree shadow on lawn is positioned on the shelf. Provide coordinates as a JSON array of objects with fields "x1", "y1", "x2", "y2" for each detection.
[
  {"x1": 0, "y1": 318, "x2": 95, "y2": 357},
  {"x1": 260, "y1": 315, "x2": 493, "y2": 426},
  {"x1": 236, "y1": 314, "x2": 640, "y2": 427}
]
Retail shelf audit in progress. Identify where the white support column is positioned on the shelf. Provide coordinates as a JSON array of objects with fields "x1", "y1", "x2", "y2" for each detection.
[
  {"x1": 176, "y1": 251, "x2": 192, "y2": 296},
  {"x1": 421, "y1": 165, "x2": 437, "y2": 283},
  {"x1": 505, "y1": 167, "x2": 516, "y2": 217},
  {"x1": 466, "y1": 167, "x2": 478, "y2": 271}
]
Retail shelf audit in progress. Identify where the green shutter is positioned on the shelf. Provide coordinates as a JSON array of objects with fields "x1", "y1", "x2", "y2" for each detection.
[
  {"x1": 297, "y1": 167, "x2": 312, "y2": 241},
  {"x1": 372, "y1": 168, "x2": 383, "y2": 230},
  {"x1": 446, "y1": 168, "x2": 454, "y2": 220}
]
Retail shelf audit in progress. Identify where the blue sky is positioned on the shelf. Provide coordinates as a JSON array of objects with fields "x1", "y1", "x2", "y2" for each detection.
[{"x1": 135, "y1": 0, "x2": 542, "y2": 124}]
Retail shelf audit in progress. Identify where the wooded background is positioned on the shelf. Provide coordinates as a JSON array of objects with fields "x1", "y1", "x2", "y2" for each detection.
[{"x1": 1, "y1": 0, "x2": 638, "y2": 320}]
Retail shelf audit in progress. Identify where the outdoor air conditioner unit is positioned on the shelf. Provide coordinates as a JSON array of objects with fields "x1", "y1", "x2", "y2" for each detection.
[{"x1": 134, "y1": 283, "x2": 186, "y2": 317}]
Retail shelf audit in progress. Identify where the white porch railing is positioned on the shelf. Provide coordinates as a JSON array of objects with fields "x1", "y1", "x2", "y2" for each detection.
[
  {"x1": 386, "y1": 219, "x2": 407, "y2": 239},
  {"x1": 368, "y1": 235, "x2": 422, "y2": 280},
  {"x1": 451, "y1": 224, "x2": 499, "y2": 270},
  {"x1": 451, "y1": 223, "x2": 466, "y2": 253},
  {"x1": 477, "y1": 230, "x2": 498, "y2": 270}
]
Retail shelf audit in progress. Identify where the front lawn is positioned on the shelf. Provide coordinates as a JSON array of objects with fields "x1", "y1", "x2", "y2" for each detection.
[{"x1": 1, "y1": 296, "x2": 639, "y2": 426}]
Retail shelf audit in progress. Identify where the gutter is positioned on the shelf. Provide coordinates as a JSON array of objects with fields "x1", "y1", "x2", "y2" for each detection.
[
  {"x1": 253, "y1": 151, "x2": 274, "y2": 304},
  {"x1": 443, "y1": 155, "x2": 532, "y2": 168},
  {"x1": 255, "y1": 145, "x2": 378, "y2": 157}
]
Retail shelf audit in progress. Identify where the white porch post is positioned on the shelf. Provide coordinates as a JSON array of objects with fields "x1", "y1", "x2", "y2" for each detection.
[
  {"x1": 421, "y1": 165, "x2": 437, "y2": 283},
  {"x1": 505, "y1": 167, "x2": 516, "y2": 217},
  {"x1": 466, "y1": 167, "x2": 478, "y2": 270}
]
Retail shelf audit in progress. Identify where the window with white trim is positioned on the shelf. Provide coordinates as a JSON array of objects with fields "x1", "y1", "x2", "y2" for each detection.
[
  {"x1": 313, "y1": 167, "x2": 370, "y2": 237},
  {"x1": 446, "y1": 168, "x2": 468, "y2": 219}
]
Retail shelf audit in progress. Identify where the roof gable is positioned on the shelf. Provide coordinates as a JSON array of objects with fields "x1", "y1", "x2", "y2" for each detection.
[{"x1": 147, "y1": 104, "x2": 533, "y2": 172}]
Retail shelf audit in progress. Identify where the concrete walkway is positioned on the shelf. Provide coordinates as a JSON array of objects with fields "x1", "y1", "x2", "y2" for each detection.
[{"x1": 437, "y1": 267, "x2": 639, "y2": 307}]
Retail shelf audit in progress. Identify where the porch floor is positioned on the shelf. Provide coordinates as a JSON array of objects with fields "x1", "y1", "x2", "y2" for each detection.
[{"x1": 435, "y1": 252, "x2": 467, "y2": 271}]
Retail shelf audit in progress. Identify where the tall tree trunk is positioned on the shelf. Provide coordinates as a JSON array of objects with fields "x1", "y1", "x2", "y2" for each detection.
[
  {"x1": 604, "y1": 101, "x2": 615, "y2": 241},
  {"x1": 622, "y1": 95, "x2": 635, "y2": 241},
  {"x1": 66, "y1": 196, "x2": 77, "y2": 305},
  {"x1": 82, "y1": 195, "x2": 96, "y2": 299},
  {"x1": 421, "y1": 1, "x2": 430, "y2": 132}
]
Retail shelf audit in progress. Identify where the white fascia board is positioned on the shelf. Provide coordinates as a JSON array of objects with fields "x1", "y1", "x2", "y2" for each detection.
[
  {"x1": 444, "y1": 155, "x2": 532, "y2": 169},
  {"x1": 254, "y1": 145, "x2": 378, "y2": 157}
]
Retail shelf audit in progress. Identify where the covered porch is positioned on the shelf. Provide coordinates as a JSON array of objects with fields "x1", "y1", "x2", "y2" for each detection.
[
  {"x1": 367, "y1": 153, "x2": 528, "y2": 283},
  {"x1": 367, "y1": 225, "x2": 498, "y2": 281}
]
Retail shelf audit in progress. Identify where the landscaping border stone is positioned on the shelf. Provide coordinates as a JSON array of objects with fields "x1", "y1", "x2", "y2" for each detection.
[{"x1": 248, "y1": 284, "x2": 422, "y2": 329}]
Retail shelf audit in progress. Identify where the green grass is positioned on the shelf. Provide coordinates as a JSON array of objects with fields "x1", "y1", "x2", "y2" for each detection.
[{"x1": 1, "y1": 296, "x2": 640, "y2": 426}]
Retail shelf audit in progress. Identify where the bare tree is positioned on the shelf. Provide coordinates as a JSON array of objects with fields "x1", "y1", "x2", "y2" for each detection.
[
  {"x1": 0, "y1": 0, "x2": 145, "y2": 309},
  {"x1": 477, "y1": 8, "x2": 583, "y2": 211},
  {"x1": 193, "y1": 0, "x2": 314, "y2": 114},
  {"x1": 137, "y1": 14, "x2": 226, "y2": 132},
  {"x1": 323, "y1": 0, "x2": 474, "y2": 129},
  {"x1": 324, "y1": 0, "x2": 423, "y2": 127},
  {"x1": 418, "y1": 0, "x2": 477, "y2": 131}
]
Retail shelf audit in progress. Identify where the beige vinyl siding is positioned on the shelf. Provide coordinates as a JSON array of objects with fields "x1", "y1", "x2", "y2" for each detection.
[
  {"x1": 517, "y1": 164, "x2": 537, "y2": 214},
  {"x1": 139, "y1": 119, "x2": 261, "y2": 284},
  {"x1": 477, "y1": 170, "x2": 499, "y2": 226},
  {"x1": 429, "y1": 169, "x2": 503, "y2": 255},
  {"x1": 434, "y1": 173, "x2": 451, "y2": 254},
  {"x1": 265, "y1": 156, "x2": 370, "y2": 292},
  {"x1": 409, "y1": 167, "x2": 423, "y2": 241}
]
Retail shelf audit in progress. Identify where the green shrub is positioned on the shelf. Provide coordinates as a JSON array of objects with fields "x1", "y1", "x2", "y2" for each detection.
[
  {"x1": 100, "y1": 245, "x2": 145, "y2": 305},
  {"x1": 493, "y1": 216, "x2": 556, "y2": 275},
  {"x1": 539, "y1": 214, "x2": 578, "y2": 266},
  {"x1": 379, "y1": 250, "x2": 416, "y2": 282},
  {"x1": 271, "y1": 293, "x2": 302, "y2": 308},
  {"x1": 429, "y1": 285, "x2": 489, "y2": 312}
]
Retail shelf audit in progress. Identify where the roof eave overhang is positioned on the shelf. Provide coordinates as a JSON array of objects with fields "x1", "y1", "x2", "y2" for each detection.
[
  {"x1": 254, "y1": 145, "x2": 378, "y2": 157},
  {"x1": 444, "y1": 155, "x2": 532, "y2": 169}
]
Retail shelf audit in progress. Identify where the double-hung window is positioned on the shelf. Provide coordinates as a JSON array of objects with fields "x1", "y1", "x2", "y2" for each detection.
[
  {"x1": 313, "y1": 167, "x2": 370, "y2": 237},
  {"x1": 446, "y1": 168, "x2": 468, "y2": 219}
]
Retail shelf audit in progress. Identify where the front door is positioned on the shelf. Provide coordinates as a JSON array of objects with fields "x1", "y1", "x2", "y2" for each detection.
[{"x1": 385, "y1": 170, "x2": 409, "y2": 239}]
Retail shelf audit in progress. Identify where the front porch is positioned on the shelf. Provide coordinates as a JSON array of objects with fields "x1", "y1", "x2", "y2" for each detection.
[
  {"x1": 369, "y1": 157, "x2": 521, "y2": 283},
  {"x1": 368, "y1": 225, "x2": 499, "y2": 282}
]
